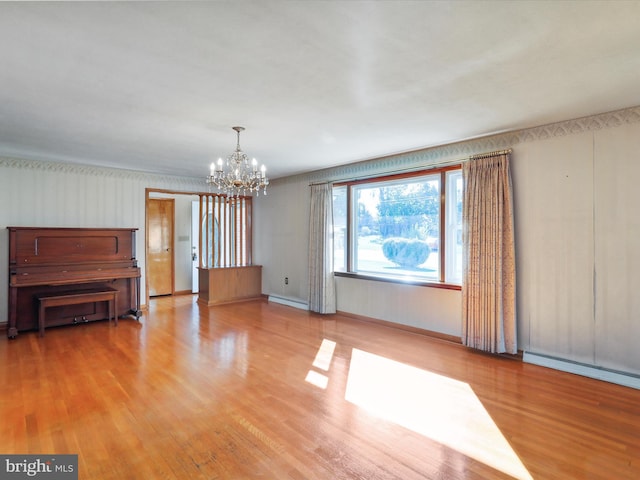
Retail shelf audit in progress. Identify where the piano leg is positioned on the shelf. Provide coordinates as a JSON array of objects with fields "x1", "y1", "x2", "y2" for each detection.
[
  {"x1": 123, "y1": 276, "x2": 142, "y2": 320},
  {"x1": 135, "y1": 275, "x2": 142, "y2": 320},
  {"x1": 8, "y1": 287, "x2": 18, "y2": 338}
]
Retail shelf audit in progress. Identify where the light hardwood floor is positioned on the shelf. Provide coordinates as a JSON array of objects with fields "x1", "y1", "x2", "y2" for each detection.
[{"x1": 1, "y1": 295, "x2": 639, "y2": 479}]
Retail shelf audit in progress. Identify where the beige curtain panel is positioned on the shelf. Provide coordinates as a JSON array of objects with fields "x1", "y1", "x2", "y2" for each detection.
[
  {"x1": 308, "y1": 183, "x2": 337, "y2": 314},
  {"x1": 462, "y1": 152, "x2": 517, "y2": 354}
]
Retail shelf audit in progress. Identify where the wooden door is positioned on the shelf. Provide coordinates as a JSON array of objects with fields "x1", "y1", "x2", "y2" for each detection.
[{"x1": 147, "y1": 198, "x2": 174, "y2": 296}]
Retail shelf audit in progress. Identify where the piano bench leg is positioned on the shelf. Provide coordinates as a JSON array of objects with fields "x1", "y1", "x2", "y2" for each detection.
[
  {"x1": 39, "y1": 304, "x2": 46, "y2": 337},
  {"x1": 112, "y1": 293, "x2": 118, "y2": 327}
]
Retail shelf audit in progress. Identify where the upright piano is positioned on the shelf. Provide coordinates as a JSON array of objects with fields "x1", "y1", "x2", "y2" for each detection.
[{"x1": 7, "y1": 227, "x2": 141, "y2": 338}]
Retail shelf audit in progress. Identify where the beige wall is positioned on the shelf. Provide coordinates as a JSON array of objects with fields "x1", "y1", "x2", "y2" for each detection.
[
  {"x1": 515, "y1": 121, "x2": 640, "y2": 374},
  {"x1": 514, "y1": 132, "x2": 596, "y2": 364},
  {"x1": 593, "y1": 124, "x2": 640, "y2": 373},
  {"x1": 255, "y1": 106, "x2": 640, "y2": 377}
]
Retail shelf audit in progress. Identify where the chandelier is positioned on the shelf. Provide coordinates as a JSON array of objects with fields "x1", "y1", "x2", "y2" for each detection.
[{"x1": 206, "y1": 126, "x2": 269, "y2": 196}]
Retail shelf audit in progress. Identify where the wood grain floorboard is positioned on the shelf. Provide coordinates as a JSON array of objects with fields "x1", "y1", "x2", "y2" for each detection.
[{"x1": 1, "y1": 295, "x2": 639, "y2": 479}]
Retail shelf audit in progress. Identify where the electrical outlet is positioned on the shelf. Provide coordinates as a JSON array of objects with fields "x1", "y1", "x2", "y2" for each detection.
[{"x1": 284, "y1": 277, "x2": 289, "y2": 285}]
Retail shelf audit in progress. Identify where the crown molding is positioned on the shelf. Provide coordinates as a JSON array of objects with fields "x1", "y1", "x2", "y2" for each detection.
[
  {"x1": 0, "y1": 156, "x2": 205, "y2": 190},
  {"x1": 299, "y1": 104, "x2": 640, "y2": 185}
]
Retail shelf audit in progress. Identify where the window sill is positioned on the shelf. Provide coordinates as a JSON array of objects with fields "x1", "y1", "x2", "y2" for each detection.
[{"x1": 334, "y1": 271, "x2": 461, "y2": 291}]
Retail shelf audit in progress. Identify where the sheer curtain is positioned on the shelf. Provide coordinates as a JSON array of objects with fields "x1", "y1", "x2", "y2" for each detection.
[
  {"x1": 462, "y1": 152, "x2": 517, "y2": 354},
  {"x1": 308, "y1": 183, "x2": 336, "y2": 314}
]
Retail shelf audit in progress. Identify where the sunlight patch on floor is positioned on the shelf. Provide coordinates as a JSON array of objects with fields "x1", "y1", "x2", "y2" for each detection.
[
  {"x1": 312, "y1": 339, "x2": 336, "y2": 371},
  {"x1": 305, "y1": 370, "x2": 329, "y2": 389},
  {"x1": 305, "y1": 339, "x2": 336, "y2": 389},
  {"x1": 345, "y1": 348, "x2": 533, "y2": 480}
]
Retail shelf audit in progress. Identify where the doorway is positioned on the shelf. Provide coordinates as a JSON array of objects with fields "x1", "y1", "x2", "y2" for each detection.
[
  {"x1": 145, "y1": 189, "x2": 203, "y2": 307},
  {"x1": 147, "y1": 198, "x2": 175, "y2": 296}
]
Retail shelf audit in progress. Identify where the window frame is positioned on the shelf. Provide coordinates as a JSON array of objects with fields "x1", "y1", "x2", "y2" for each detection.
[{"x1": 333, "y1": 165, "x2": 462, "y2": 290}]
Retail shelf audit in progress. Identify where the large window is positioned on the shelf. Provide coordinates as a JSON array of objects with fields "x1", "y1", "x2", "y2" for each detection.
[{"x1": 333, "y1": 167, "x2": 462, "y2": 286}]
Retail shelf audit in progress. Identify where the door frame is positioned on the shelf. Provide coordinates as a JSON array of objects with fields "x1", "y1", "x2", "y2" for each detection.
[{"x1": 144, "y1": 188, "x2": 206, "y2": 308}]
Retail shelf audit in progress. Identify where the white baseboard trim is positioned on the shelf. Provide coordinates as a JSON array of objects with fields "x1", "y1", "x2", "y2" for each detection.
[
  {"x1": 523, "y1": 351, "x2": 640, "y2": 390},
  {"x1": 268, "y1": 295, "x2": 309, "y2": 310}
]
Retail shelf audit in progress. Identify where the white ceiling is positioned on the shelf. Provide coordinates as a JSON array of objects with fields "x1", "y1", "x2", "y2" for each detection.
[{"x1": 1, "y1": 1, "x2": 639, "y2": 180}]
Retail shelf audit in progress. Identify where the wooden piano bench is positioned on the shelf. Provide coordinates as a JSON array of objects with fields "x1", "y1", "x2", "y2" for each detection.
[{"x1": 37, "y1": 287, "x2": 118, "y2": 337}]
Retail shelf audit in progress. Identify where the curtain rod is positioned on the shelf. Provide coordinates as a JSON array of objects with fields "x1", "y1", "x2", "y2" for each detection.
[
  {"x1": 309, "y1": 148, "x2": 512, "y2": 186},
  {"x1": 470, "y1": 148, "x2": 512, "y2": 160}
]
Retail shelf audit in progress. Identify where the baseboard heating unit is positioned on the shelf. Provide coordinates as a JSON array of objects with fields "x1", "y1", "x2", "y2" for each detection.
[
  {"x1": 523, "y1": 351, "x2": 640, "y2": 390},
  {"x1": 268, "y1": 295, "x2": 309, "y2": 311}
]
